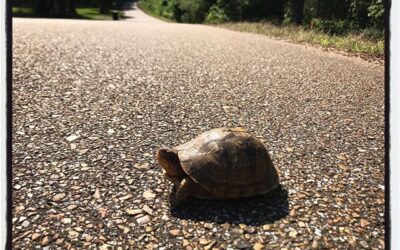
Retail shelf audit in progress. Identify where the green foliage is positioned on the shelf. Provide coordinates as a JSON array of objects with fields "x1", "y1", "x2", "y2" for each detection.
[
  {"x1": 177, "y1": 0, "x2": 202, "y2": 23},
  {"x1": 348, "y1": 0, "x2": 370, "y2": 29},
  {"x1": 310, "y1": 18, "x2": 349, "y2": 36},
  {"x1": 140, "y1": 0, "x2": 287, "y2": 23},
  {"x1": 12, "y1": 7, "x2": 34, "y2": 17},
  {"x1": 361, "y1": 27, "x2": 384, "y2": 40},
  {"x1": 214, "y1": 0, "x2": 249, "y2": 21},
  {"x1": 12, "y1": 0, "x2": 119, "y2": 18},
  {"x1": 139, "y1": 0, "x2": 175, "y2": 20},
  {"x1": 367, "y1": 0, "x2": 384, "y2": 27},
  {"x1": 301, "y1": 0, "x2": 317, "y2": 24},
  {"x1": 205, "y1": 5, "x2": 229, "y2": 24}
]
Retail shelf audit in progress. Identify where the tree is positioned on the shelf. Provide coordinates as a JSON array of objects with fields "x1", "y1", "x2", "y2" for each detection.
[
  {"x1": 68, "y1": 0, "x2": 77, "y2": 15},
  {"x1": 33, "y1": 0, "x2": 76, "y2": 17},
  {"x1": 34, "y1": 0, "x2": 50, "y2": 16},
  {"x1": 99, "y1": 0, "x2": 113, "y2": 14},
  {"x1": 291, "y1": 0, "x2": 304, "y2": 24}
]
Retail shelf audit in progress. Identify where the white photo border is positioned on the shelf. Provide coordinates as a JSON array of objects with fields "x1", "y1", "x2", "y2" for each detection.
[{"x1": 1, "y1": 0, "x2": 397, "y2": 248}]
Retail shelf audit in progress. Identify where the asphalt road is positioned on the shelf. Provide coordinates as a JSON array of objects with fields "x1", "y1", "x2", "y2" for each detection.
[{"x1": 12, "y1": 5, "x2": 384, "y2": 249}]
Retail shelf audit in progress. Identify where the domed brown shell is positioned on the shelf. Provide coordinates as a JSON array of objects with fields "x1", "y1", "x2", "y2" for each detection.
[{"x1": 174, "y1": 127, "x2": 279, "y2": 199}]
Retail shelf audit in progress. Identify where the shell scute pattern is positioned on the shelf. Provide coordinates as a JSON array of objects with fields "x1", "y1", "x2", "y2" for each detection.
[{"x1": 175, "y1": 128, "x2": 279, "y2": 199}]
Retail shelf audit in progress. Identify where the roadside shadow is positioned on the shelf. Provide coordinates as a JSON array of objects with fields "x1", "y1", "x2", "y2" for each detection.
[
  {"x1": 121, "y1": 15, "x2": 134, "y2": 20},
  {"x1": 118, "y1": 0, "x2": 137, "y2": 20},
  {"x1": 120, "y1": 0, "x2": 137, "y2": 11},
  {"x1": 170, "y1": 185, "x2": 289, "y2": 226}
]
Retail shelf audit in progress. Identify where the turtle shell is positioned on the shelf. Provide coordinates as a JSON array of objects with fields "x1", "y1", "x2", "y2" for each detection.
[{"x1": 174, "y1": 127, "x2": 279, "y2": 199}]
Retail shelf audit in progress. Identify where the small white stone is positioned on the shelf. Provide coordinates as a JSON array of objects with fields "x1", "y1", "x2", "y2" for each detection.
[
  {"x1": 66, "y1": 134, "x2": 79, "y2": 142},
  {"x1": 136, "y1": 215, "x2": 150, "y2": 225},
  {"x1": 142, "y1": 190, "x2": 156, "y2": 200},
  {"x1": 22, "y1": 220, "x2": 30, "y2": 227},
  {"x1": 62, "y1": 218, "x2": 72, "y2": 224}
]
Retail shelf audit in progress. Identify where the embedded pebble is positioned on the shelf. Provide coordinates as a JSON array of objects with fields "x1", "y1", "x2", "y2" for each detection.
[{"x1": 136, "y1": 215, "x2": 151, "y2": 225}]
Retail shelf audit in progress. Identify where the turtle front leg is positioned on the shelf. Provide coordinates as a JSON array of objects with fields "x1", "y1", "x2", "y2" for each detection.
[{"x1": 171, "y1": 177, "x2": 193, "y2": 207}]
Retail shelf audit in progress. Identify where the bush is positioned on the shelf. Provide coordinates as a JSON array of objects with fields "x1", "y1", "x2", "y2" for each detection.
[
  {"x1": 310, "y1": 18, "x2": 349, "y2": 36},
  {"x1": 139, "y1": 0, "x2": 174, "y2": 20},
  {"x1": 367, "y1": 0, "x2": 384, "y2": 27},
  {"x1": 205, "y1": 5, "x2": 229, "y2": 24},
  {"x1": 177, "y1": 0, "x2": 214, "y2": 23},
  {"x1": 360, "y1": 27, "x2": 384, "y2": 40}
]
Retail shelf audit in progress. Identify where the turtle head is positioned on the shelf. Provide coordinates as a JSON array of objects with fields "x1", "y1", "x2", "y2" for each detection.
[{"x1": 157, "y1": 148, "x2": 186, "y2": 187}]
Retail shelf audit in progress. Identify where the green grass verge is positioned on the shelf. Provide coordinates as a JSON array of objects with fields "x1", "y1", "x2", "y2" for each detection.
[
  {"x1": 75, "y1": 8, "x2": 113, "y2": 20},
  {"x1": 137, "y1": 2, "x2": 174, "y2": 23},
  {"x1": 12, "y1": 7, "x2": 34, "y2": 16},
  {"x1": 217, "y1": 22, "x2": 384, "y2": 58}
]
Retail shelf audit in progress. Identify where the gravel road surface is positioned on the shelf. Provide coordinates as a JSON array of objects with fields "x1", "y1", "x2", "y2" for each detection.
[{"x1": 12, "y1": 6, "x2": 384, "y2": 249}]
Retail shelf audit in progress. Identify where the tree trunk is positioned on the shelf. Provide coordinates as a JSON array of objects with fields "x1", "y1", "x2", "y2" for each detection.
[
  {"x1": 68, "y1": 0, "x2": 76, "y2": 15},
  {"x1": 57, "y1": 0, "x2": 68, "y2": 16},
  {"x1": 292, "y1": 0, "x2": 305, "y2": 25}
]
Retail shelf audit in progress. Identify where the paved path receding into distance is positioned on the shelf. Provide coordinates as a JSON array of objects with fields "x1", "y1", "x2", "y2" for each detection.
[
  {"x1": 123, "y1": 2, "x2": 164, "y2": 23},
  {"x1": 12, "y1": 5, "x2": 384, "y2": 249}
]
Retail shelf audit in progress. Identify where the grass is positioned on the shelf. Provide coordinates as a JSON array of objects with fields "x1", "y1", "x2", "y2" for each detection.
[
  {"x1": 217, "y1": 22, "x2": 384, "y2": 59},
  {"x1": 75, "y1": 8, "x2": 114, "y2": 20},
  {"x1": 12, "y1": 7, "x2": 34, "y2": 16},
  {"x1": 12, "y1": 6, "x2": 118, "y2": 20}
]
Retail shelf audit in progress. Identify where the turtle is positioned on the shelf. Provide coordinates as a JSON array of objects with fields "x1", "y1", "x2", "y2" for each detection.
[{"x1": 156, "y1": 127, "x2": 280, "y2": 206}]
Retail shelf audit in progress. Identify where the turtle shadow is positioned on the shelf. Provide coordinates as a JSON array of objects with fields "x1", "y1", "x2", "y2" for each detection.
[{"x1": 170, "y1": 185, "x2": 289, "y2": 226}]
